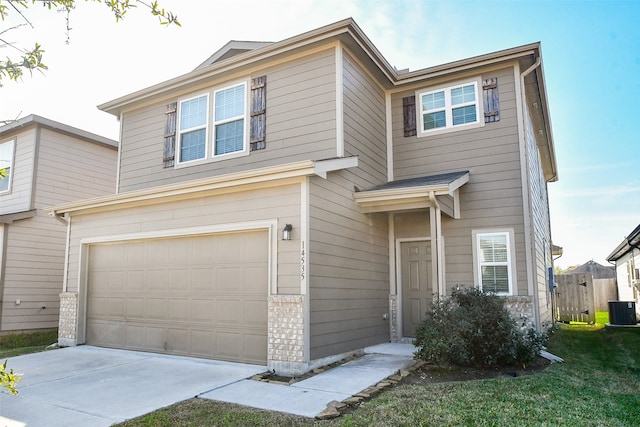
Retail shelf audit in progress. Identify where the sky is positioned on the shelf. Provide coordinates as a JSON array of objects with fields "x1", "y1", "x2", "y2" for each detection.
[{"x1": 0, "y1": 0, "x2": 638, "y2": 269}]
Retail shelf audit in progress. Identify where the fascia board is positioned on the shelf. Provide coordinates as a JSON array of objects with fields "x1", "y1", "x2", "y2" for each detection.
[
  {"x1": 99, "y1": 19, "x2": 386, "y2": 115},
  {"x1": 45, "y1": 160, "x2": 317, "y2": 216},
  {"x1": 0, "y1": 114, "x2": 117, "y2": 149},
  {"x1": 354, "y1": 185, "x2": 450, "y2": 204},
  {"x1": 394, "y1": 45, "x2": 539, "y2": 86},
  {"x1": 313, "y1": 156, "x2": 358, "y2": 178}
]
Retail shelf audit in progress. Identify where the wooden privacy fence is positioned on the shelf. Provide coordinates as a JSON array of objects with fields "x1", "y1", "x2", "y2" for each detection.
[{"x1": 555, "y1": 273, "x2": 618, "y2": 323}]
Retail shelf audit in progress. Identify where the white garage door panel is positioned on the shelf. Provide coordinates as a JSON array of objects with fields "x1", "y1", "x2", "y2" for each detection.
[{"x1": 86, "y1": 230, "x2": 268, "y2": 364}]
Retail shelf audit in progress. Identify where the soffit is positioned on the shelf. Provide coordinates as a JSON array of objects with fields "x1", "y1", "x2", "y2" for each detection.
[{"x1": 354, "y1": 171, "x2": 469, "y2": 214}]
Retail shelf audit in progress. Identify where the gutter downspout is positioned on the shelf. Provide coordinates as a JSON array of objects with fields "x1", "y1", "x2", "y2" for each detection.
[
  {"x1": 519, "y1": 55, "x2": 542, "y2": 330},
  {"x1": 51, "y1": 212, "x2": 71, "y2": 293}
]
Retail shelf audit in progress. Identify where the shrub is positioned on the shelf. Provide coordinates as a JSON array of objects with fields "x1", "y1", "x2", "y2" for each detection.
[{"x1": 414, "y1": 287, "x2": 548, "y2": 368}]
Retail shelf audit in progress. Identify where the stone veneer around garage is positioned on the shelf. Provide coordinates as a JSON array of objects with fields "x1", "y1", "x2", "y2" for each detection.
[
  {"x1": 58, "y1": 292, "x2": 78, "y2": 347},
  {"x1": 267, "y1": 294, "x2": 306, "y2": 375}
]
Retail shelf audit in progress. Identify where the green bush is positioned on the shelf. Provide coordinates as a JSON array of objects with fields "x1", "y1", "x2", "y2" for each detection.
[{"x1": 414, "y1": 287, "x2": 548, "y2": 367}]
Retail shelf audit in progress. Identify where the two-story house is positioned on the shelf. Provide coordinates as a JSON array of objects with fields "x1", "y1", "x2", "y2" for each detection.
[
  {"x1": 0, "y1": 115, "x2": 117, "y2": 333},
  {"x1": 47, "y1": 18, "x2": 557, "y2": 376}
]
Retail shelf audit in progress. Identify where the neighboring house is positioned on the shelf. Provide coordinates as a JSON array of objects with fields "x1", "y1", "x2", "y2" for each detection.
[
  {"x1": 46, "y1": 18, "x2": 558, "y2": 375},
  {"x1": 0, "y1": 115, "x2": 117, "y2": 333},
  {"x1": 606, "y1": 224, "x2": 640, "y2": 317}
]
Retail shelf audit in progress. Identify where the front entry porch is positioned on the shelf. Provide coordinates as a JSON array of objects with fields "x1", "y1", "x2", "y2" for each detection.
[{"x1": 353, "y1": 171, "x2": 470, "y2": 342}]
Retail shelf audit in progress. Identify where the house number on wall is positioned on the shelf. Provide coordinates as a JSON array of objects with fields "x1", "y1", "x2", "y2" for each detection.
[{"x1": 301, "y1": 241, "x2": 305, "y2": 280}]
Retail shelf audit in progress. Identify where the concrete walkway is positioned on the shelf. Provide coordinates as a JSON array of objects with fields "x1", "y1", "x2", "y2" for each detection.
[
  {"x1": 200, "y1": 342, "x2": 416, "y2": 417},
  {"x1": 0, "y1": 343, "x2": 416, "y2": 425}
]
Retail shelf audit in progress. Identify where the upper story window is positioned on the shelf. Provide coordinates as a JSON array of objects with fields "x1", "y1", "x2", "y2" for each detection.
[
  {"x1": 417, "y1": 79, "x2": 483, "y2": 137},
  {"x1": 214, "y1": 84, "x2": 246, "y2": 156},
  {"x1": 179, "y1": 94, "x2": 209, "y2": 162},
  {"x1": 177, "y1": 81, "x2": 248, "y2": 165},
  {"x1": 0, "y1": 140, "x2": 14, "y2": 193},
  {"x1": 473, "y1": 230, "x2": 515, "y2": 295}
]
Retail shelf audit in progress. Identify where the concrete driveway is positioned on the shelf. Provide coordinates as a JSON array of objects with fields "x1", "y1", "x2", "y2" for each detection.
[{"x1": 0, "y1": 346, "x2": 265, "y2": 426}]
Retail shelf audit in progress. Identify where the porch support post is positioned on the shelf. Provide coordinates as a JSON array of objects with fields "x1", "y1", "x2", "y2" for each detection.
[{"x1": 429, "y1": 192, "x2": 445, "y2": 297}]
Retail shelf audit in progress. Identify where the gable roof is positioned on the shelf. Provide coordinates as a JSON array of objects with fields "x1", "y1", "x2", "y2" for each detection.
[
  {"x1": 607, "y1": 224, "x2": 640, "y2": 262},
  {"x1": 194, "y1": 41, "x2": 274, "y2": 70},
  {"x1": 96, "y1": 17, "x2": 556, "y2": 182},
  {"x1": 0, "y1": 115, "x2": 118, "y2": 149}
]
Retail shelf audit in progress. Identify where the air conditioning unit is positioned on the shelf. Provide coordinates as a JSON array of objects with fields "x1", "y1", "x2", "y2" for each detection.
[{"x1": 608, "y1": 301, "x2": 637, "y2": 326}]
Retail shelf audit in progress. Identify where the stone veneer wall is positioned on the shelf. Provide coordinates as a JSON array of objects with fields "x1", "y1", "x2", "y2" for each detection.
[
  {"x1": 504, "y1": 296, "x2": 536, "y2": 329},
  {"x1": 268, "y1": 294, "x2": 305, "y2": 375},
  {"x1": 389, "y1": 294, "x2": 399, "y2": 341},
  {"x1": 58, "y1": 292, "x2": 78, "y2": 347}
]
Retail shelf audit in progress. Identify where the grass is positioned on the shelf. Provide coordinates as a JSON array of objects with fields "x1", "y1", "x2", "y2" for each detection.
[
  {"x1": 117, "y1": 321, "x2": 640, "y2": 427},
  {"x1": 0, "y1": 330, "x2": 58, "y2": 358}
]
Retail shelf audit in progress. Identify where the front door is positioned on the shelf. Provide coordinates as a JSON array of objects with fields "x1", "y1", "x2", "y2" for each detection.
[{"x1": 401, "y1": 241, "x2": 433, "y2": 337}]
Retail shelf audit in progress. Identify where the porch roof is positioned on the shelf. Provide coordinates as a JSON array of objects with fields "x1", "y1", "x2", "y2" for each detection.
[{"x1": 353, "y1": 171, "x2": 469, "y2": 217}]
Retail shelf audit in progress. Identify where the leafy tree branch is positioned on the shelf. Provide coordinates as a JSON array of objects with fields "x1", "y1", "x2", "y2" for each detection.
[
  {"x1": 0, "y1": 0, "x2": 180, "y2": 86},
  {"x1": 0, "y1": 359, "x2": 21, "y2": 395}
]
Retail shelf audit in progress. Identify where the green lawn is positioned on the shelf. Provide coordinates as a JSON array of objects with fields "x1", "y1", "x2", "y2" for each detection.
[
  {"x1": 0, "y1": 330, "x2": 58, "y2": 358},
  {"x1": 118, "y1": 323, "x2": 640, "y2": 426}
]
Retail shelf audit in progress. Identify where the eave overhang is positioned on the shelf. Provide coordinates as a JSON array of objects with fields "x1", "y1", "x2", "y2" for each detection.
[
  {"x1": 45, "y1": 157, "x2": 357, "y2": 217},
  {"x1": 606, "y1": 224, "x2": 640, "y2": 262},
  {"x1": 354, "y1": 171, "x2": 469, "y2": 216}
]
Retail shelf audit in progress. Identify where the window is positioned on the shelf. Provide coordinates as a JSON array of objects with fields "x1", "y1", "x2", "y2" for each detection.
[
  {"x1": 0, "y1": 140, "x2": 14, "y2": 193},
  {"x1": 178, "y1": 94, "x2": 208, "y2": 163},
  {"x1": 176, "y1": 81, "x2": 248, "y2": 165},
  {"x1": 418, "y1": 80, "x2": 481, "y2": 135},
  {"x1": 214, "y1": 83, "x2": 246, "y2": 156},
  {"x1": 474, "y1": 231, "x2": 514, "y2": 295}
]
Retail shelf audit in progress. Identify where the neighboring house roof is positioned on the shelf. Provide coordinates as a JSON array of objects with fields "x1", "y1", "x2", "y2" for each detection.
[
  {"x1": 566, "y1": 260, "x2": 616, "y2": 279},
  {"x1": 96, "y1": 18, "x2": 556, "y2": 183},
  {"x1": 607, "y1": 224, "x2": 640, "y2": 262},
  {"x1": 0, "y1": 114, "x2": 118, "y2": 149}
]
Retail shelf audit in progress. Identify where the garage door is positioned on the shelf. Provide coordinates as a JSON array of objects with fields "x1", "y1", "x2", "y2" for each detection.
[{"x1": 86, "y1": 230, "x2": 268, "y2": 364}]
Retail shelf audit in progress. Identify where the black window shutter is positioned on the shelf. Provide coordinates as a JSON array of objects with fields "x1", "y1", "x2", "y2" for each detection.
[
  {"x1": 250, "y1": 75, "x2": 267, "y2": 151},
  {"x1": 163, "y1": 102, "x2": 177, "y2": 167},
  {"x1": 483, "y1": 78, "x2": 500, "y2": 123},
  {"x1": 403, "y1": 95, "x2": 416, "y2": 137}
]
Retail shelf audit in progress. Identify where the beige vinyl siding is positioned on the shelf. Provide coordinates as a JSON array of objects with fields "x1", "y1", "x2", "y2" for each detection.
[
  {"x1": 118, "y1": 49, "x2": 338, "y2": 193},
  {"x1": 0, "y1": 127, "x2": 117, "y2": 331},
  {"x1": 523, "y1": 100, "x2": 553, "y2": 326},
  {"x1": 391, "y1": 66, "x2": 529, "y2": 296},
  {"x1": 342, "y1": 50, "x2": 387, "y2": 187},
  {"x1": 1, "y1": 213, "x2": 61, "y2": 330},
  {"x1": 64, "y1": 183, "x2": 302, "y2": 298},
  {"x1": 308, "y1": 171, "x2": 389, "y2": 359},
  {"x1": 34, "y1": 128, "x2": 117, "y2": 205},
  {"x1": 0, "y1": 128, "x2": 36, "y2": 216}
]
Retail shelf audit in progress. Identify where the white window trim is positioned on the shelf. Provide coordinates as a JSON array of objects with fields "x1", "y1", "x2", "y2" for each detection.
[
  {"x1": 0, "y1": 139, "x2": 15, "y2": 194},
  {"x1": 212, "y1": 81, "x2": 249, "y2": 159},
  {"x1": 176, "y1": 79, "x2": 250, "y2": 168},
  {"x1": 472, "y1": 229, "x2": 517, "y2": 296},
  {"x1": 416, "y1": 77, "x2": 484, "y2": 138},
  {"x1": 177, "y1": 93, "x2": 209, "y2": 165}
]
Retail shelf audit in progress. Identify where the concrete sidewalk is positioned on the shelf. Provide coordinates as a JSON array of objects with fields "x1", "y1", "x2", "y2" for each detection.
[
  {"x1": 0, "y1": 343, "x2": 416, "y2": 425},
  {"x1": 200, "y1": 342, "x2": 416, "y2": 417}
]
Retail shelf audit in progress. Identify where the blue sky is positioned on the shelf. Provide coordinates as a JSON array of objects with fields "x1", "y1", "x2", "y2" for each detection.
[{"x1": 1, "y1": 0, "x2": 638, "y2": 268}]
